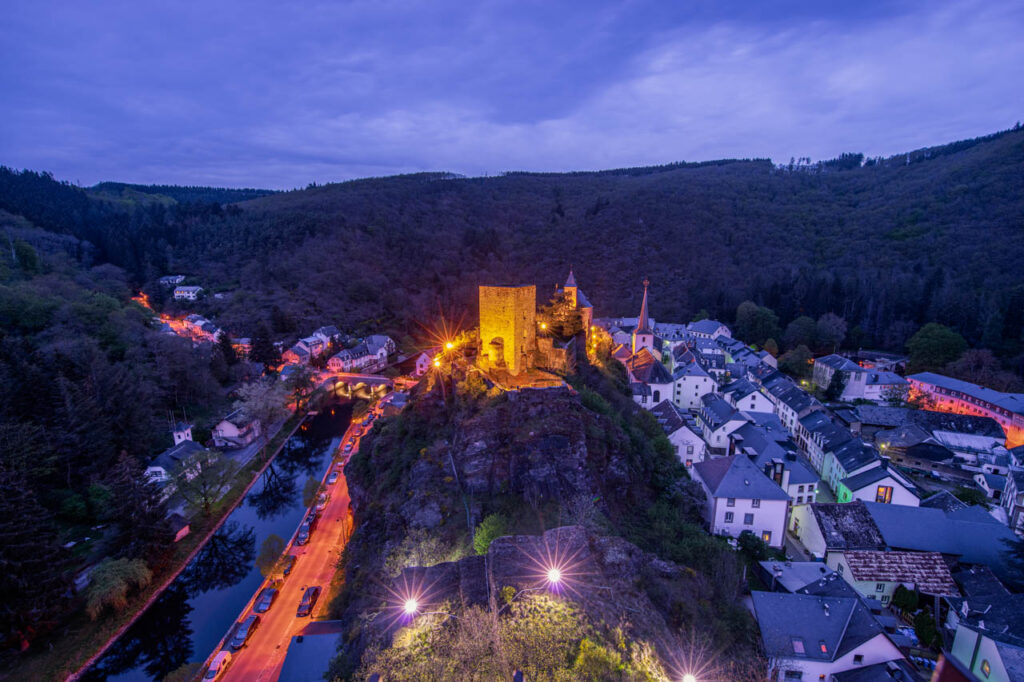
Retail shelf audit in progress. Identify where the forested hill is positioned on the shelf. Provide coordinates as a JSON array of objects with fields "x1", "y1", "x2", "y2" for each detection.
[{"x1": 2, "y1": 126, "x2": 1024, "y2": 362}]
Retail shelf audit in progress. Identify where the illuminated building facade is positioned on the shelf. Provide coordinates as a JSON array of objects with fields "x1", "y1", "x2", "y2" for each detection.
[
  {"x1": 478, "y1": 284, "x2": 537, "y2": 375},
  {"x1": 907, "y1": 372, "x2": 1024, "y2": 448}
]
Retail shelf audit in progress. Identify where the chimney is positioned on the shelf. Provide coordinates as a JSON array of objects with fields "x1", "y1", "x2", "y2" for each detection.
[{"x1": 823, "y1": 603, "x2": 830, "y2": 616}]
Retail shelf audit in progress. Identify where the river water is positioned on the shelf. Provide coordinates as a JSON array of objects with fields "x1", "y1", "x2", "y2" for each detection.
[{"x1": 81, "y1": 401, "x2": 353, "y2": 682}]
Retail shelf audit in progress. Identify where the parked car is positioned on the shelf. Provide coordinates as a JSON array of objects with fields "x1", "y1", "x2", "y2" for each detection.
[
  {"x1": 353, "y1": 427, "x2": 363, "y2": 437},
  {"x1": 343, "y1": 443, "x2": 353, "y2": 454},
  {"x1": 316, "y1": 492, "x2": 330, "y2": 511},
  {"x1": 229, "y1": 614, "x2": 261, "y2": 650},
  {"x1": 297, "y1": 585, "x2": 321, "y2": 617},
  {"x1": 327, "y1": 471, "x2": 340, "y2": 485},
  {"x1": 253, "y1": 587, "x2": 278, "y2": 613},
  {"x1": 296, "y1": 519, "x2": 313, "y2": 545},
  {"x1": 282, "y1": 554, "x2": 297, "y2": 576},
  {"x1": 204, "y1": 650, "x2": 232, "y2": 680}
]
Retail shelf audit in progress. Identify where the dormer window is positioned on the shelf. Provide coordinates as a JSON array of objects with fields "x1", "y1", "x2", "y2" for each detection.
[{"x1": 819, "y1": 640, "x2": 828, "y2": 654}]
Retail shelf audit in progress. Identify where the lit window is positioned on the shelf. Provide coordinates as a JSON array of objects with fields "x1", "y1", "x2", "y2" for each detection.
[
  {"x1": 982, "y1": 659, "x2": 991, "y2": 677},
  {"x1": 876, "y1": 486, "x2": 893, "y2": 504},
  {"x1": 819, "y1": 640, "x2": 828, "y2": 654},
  {"x1": 762, "y1": 531, "x2": 772, "y2": 544}
]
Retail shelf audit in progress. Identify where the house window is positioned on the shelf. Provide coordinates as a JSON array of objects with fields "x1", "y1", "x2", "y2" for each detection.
[
  {"x1": 727, "y1": 498, "x2": 736, "y2": 507},
  {"x1": 687, "y1": 445, "x2": 694, "y2": 454},
  {"x1": 837, "y1": 563, "x2": 844, "y2": 575},
  {"x1": 798, "y1": 485, "x2": 804, "y2": 493},
  {"x1": 752, "y1": 498, "x2": 761, "y2": 508},
  {"x1": 791, "y1": 638, "x2": 805, "y2": 654},
  {"x1": 876, "y1": 485, "x2": 893, "y2": 504},
  {"x1": 876, "y1": 583, "x2": 885, "y2": 592},
  {"x1": 724, "y1": 512, "x2": 734, "y2": 523},
  {"x1": 685, "y1": 459, "x2": 693, "y2": 467},
  {"x1": 744, "y1": 513, "x2": 754, "y2": 525},
  {"x1": 762, "y1": 531, "x2": 772, "y2": 544},
  {"x1": 796, "y1": 496, "x2": 803, "y2": 504},
  {"x1": 807, "y1": 484, "x2": 814, "y2": 491},
  {"x1": 783, "y1": 671, "x2": 803, "y2": 681},
  {"x1": 853, "y1": 654, "x2": 864, "y2": 665},
  {"x1": 818, "y1": 640, "x2": 828, "y2": 654},
  {"x1": 881, "y1": 595, "x2": 890, "y2": 604}
]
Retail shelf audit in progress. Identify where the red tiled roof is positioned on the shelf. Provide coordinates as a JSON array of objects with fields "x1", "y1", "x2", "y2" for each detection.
[{"x1": 841, "y1": 550, "x2": 958, "y2": 595}]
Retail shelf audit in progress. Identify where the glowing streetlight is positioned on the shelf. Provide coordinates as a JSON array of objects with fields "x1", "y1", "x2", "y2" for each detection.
[
  {"x1": 403, "y1": 598, "x2": 419, "y2": 616},
  {"x1": 540, "y1": 322, "x2": 547, "y2": 330},
  {"x1": 546, "y1": 567, "x2": 562, "y2": 585},
  {"x1": 433, "y1": 358, "x2": 441, "y2": 368},
  {"x1": 682, "y1": 675, "x2": 697, "y2": 682},
  {"x1": 445, "y1": 341, "x2": 454, "y2": 350}
]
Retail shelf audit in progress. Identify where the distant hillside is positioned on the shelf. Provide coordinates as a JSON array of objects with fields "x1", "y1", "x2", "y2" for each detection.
[
  {"x1": 89, "y1": 182, "x2": 277, "y2": 206},
  {"x1": 1, "y1": 126, "x2": 1023, "y2": 364}
]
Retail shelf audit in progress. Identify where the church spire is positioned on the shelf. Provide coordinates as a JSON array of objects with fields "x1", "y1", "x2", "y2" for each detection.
[
  {"x1": 565, "y1": 266, "x2": 577, "y2": 288},
  {"x1": 636, "y1": 277, "x2": 651, "y2": 333}
]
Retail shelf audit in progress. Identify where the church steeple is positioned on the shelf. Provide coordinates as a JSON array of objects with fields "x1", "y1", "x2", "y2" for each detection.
[
  {"x1": 565, "y1": 266, "x2": 577, "y2": 289},
  {"x1": 636, "y1": 277, "x2": 651, "y2": 333},
  {"x1": 632, "y1": 277, "x2": 655, "y2": 355}
]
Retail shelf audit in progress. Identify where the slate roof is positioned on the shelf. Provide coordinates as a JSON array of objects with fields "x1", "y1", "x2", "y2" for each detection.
[
  {"x1": 909, "y1": 372, "x2": 1024, "y2": 417},
  {"x1": 688, "y1": 319, "x2": 729, "y2": 336},
  {"x1": 222, "y1": 408, "x2": 257, "y2": 429},
  {"x1": 832, "y1": 439, "x2": 880, "y2": 473},
  {"x1": 721, "y1": 378, "x2": 760, "y2": 401},
  {"x1": 149, "y1": 439, "x2": 204, "y2": 474},
  {"x1": 751, "y1": 591, "x2": 887, "y2": 662},
  {"x1": 624, "y1": 348, "x2": 673, "y2": 385},
  {"x1": 758, "y1": 560, "x2": 836, "y2": 592},
  {"x1": 865, "y1": 371, "x2": 907, "y2": 386},
  {"x1": 855, "y1": 405, "x2": 1005, "y2": 439},
  {"x1": 905, "y1": 441, "x2": 956, "y2": 463},
  {"x1": 778, "y1": 385, "x2": 816, "y2": 414},
  {"x1": 809, "y1": 501, "x2": 886, "y2": 551},
  {"x1": 649, "y1": 400, "x2": 700, "y2": 438},
  {"x1": 920, "y1": 491, "x2": 967, "y2": 513},
  {"x1": 564, "y1": 269, "x2": 577, "y2": 288},
  {"x1": 980, "y1": 473, "x2": 1007, "y2": 491},
  {"x1": 816, "y1": 354, "x2": 862, "y2": 372},
  {"x1": 841, "y1": 550, "x2": 958, "y2": 595},
  {"x1": 840, "y1": 464, "x2": 917, "y2": 497},
  {"x1": 831, "y1": 660, "x2": 917, "y2": 681},
  {"x1": 863, "y1": 501, "x2": 1019, "y2": 579},
  {"x1": 693, "y1": 455, "x2": 789, "y2": 500},
  {"x1": 876, "y1": 423, "x2": 933, "y2": 448},
  {"x1": 700, "y1": 394, "x2": 742, "y2": 429}
]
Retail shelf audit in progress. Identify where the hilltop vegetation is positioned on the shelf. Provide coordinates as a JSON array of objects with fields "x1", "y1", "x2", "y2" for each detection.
[{"x1": 2, "y1": 126, "x2": 1023, "y2": 375}]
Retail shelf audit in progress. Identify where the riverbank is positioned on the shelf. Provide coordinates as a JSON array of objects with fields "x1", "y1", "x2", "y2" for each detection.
[{"x1": 2, "y1": 410, "x2": 308, "y2": 682}]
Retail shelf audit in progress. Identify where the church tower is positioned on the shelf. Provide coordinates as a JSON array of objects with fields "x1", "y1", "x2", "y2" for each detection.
[
  {"x1": 631, "y1": 278, "x2": 655, "y2": 355},
  {"x1": 563, "y1": 267, "x2": 578, "y2": 307}
]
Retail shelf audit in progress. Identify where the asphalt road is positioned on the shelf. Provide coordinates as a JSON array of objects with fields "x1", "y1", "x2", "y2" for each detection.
[{"x1": 216, "y1": 422, "x2": 360, "y2": 682}]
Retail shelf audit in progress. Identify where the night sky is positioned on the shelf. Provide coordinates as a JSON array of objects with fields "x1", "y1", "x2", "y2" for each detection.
[{"x1": 2, "y1": 1, "x2": 1022, "y2": 188}]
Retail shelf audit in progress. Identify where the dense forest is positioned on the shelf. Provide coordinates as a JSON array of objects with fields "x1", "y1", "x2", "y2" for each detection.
[{"x1": 0, "y1": 124, "x2": 1023, "y2": 658}]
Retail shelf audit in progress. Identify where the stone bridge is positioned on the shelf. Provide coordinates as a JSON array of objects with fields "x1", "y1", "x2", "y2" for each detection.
[{"x1": 323, "y1": 373, "x2": 394, "y2": 401}]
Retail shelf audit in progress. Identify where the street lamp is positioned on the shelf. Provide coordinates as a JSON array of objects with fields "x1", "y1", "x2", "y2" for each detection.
[
  {"x1": 682, "y1": 675, "x2": 697, "y2": 682},
  {"x1": 546, "y1": 567, "x2": 562, "y2": 585},
  {"x1": 445, "y1": 341, "x2": 454, "y2": 350},
  {"x1": 403, "y1": 598, "x2": 419, "y2": 616}
]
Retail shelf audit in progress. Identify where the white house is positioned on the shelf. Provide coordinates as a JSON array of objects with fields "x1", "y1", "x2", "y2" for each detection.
[
  {"x1": 299, "y1": 335, "x2": 326, "y2": 358},
  {"x1": 696, "y1": 395, "x2": 749, "y2": 453},
  {"x1": 625, "y1": 348, "x2": 675, "y2": 409},
  {"x1": 312, "y1": 326, "x2": 341, "y2": 347},
  {"x1": 159, "y1": 274, "x2": 185, "y2": 286},
  {"x1": 948, "y1": 623, "x2": 1024, "y2": 682},
  {"x1": 752, "y1": 591, "x2": 905, "y2": 681},
  {"x1": 1002, "y1": 470, "x2": 1024, "y2": 535},
  {"x1": 720, "y1": 378, "x2": 775, "y2": 414},
  {"x1": 692, "y1": 455, "x2": 790, "y2": 548},
  {"x1": 687, "y1": 319, "x2": 731, "y2": 340},
  {"x1": 974, "y1": 472, "x2": 1006, "y2": 501},
  {"x1": 212, "y1": 409, "x2": 262, "y2": 448},
  {"x1": 173, "y1": 285, "x2": 203, "y2": 300},
  {"x1": 837, "y1": 462, "x2": 920, "y2": 506},
  {"x1": 670, "y1": 348, "x2": 718, "y2": 409},
  {"x1": 649, "y1": 399, "x2": 707, "y2": 468}
]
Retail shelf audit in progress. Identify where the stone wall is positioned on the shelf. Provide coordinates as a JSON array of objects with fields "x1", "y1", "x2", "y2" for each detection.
[{"x1": 479, "y1": 285, "x2": 536, "y2": 375}]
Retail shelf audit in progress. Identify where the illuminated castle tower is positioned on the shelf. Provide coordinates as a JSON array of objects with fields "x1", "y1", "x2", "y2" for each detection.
[
  {"x1": 631, "y1": 278, "x2": 655, "y2": 355},
  {"x1": 478, "y1": 284, "x2": 537, "y2": 375}
]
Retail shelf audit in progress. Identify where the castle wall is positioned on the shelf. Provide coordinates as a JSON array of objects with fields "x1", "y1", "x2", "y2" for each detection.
[{"x1": 479, "y1": 285, "x2": 537, "y2": 375}]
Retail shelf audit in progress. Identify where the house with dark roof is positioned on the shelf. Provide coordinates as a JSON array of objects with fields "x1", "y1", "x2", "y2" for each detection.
[
  {"x1": 863, "y1": 501, "x2": 1020, "y2": 581},
  {"x1": 730, "y1": 422, "x2": 821, "y2": 506},
  {"x1": 687, "y1": 319, "x2": 731, "y2": 339},
  {"x1": 947, "y1": 622, "x2": 1024, "y2": 682},
  {"x1": 649, "y1": 400, "x2": 706, "y2": 468},
  {"x1": 831, "y1": 659, "x2": 918, "y2": 681},
  {"x1": 692, "y1": 455, "x2": 790, "y2": 548},
  {"x1": 624, "y1": 347, "x2": 674, "y2": 409},
  {"x1": 1000, "y1": 469, "x2": 1024, "y2": 536},
  {"x1": 670, "y1": 351, "x2": 717, "y2": 409},
  {"x1": 837, "y1": 461, "x2": 920, "y2": 507},
  {"x1": 974, "y1": 472, "x2": 1006, "y2": 501},
  {"x1": 696, "y1": 394, "x2": 749, "y2": 453},
  {"x1": 921, "y1": 490, "x2": 967, "y2": 513},
  {"x1": 907, "y1": 372, "x2": 1024, "y2": 449},
  {"x1": 757, "y1": 560, "x2": 837, "y2": 593},
  {"x1": 212, "y1": 408, "x2": 262, "y2": 448},
  {"x1": 798, "y1": 410, "x2": 854, "y2": 475},
  {"x1": 823, "y1": 439, "x2": 881, "y2": 496},
  {"x1": 790, "y1": 500, "x2": 887, "y2": 560},
  {"x1": 751, "y1": 590, "x2": 904, "y2": 681},
  {"x1": 720, "y1": 378, "x2": 774, "y2": 413}
]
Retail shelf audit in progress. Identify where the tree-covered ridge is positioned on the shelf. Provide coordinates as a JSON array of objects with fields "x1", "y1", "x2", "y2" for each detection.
[{"x1": 89, "y1": 182, "x2": 278, "y2": 206}]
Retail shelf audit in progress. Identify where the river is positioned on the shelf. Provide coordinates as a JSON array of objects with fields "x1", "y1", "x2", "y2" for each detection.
[{"x1": 81, "y1": 401, "x2": 353, "y2": 682}]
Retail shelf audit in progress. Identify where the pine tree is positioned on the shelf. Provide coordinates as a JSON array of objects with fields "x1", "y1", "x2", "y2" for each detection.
[
  {"x1": 0, "y1": 465, "x2": 74, "y2": 649},
  {"x1": 250, "y1": 324, "x2": 280, "y2": 368},
  {"x1": 216, "y1": 332, "x2": 238, "y2": 366},
  {"x1": 105, "y1": 452, "x2": 174, "y2": 568}
]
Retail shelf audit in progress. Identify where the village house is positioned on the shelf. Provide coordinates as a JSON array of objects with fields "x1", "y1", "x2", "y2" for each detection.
[
  {"x1": 696, "y1": 394, "x2": 749, "y2": 453},
  {"x1": 312, "y1": 325, "x2": 341, "y2": 346},
  {"x1": 945, "y1": 622, "x2": 1024, "y2": 682},
  {"x1": 789, "y1": 500, "x2": 887, "y2": 561},
  {"x1": 1002, "y1": 469, "x2": 1024, "y2": 535},
  {"x1": 797, "y1": 411, "x2": 853, "y2": 474},
  {"x1": 687, "y1": 318, "x2": 731, "y2": 340},
  {"x1": 670, "y1": 348, "x2": 718, "y2": 409},
  {"x1": 145, "y1": 423, "x2": 205, "y2": 498},
  {"x1": 720, "y1": 378, "x2": 775, "y2": 413},
  {"x1": 826, "y1": 549, "x2": 958, "y2": 605},
  {"x1": 837, "y1": 461, "x2": 920, "y2": 506},
  {"x1": 283, "y1": 342, "x2": 311, "y2": 365},
  {"x1": 158, "y1": 274, "x2": 185, "y2": 286},
  {"x1": 907, "y1": 372, "x2": 1024, "y2": 449},
  {"x1": 299, "y1": 335, "x2": 326, "y2": 358},
  {"x1": 752, "y1": 590, "x2": 905, "y2": 681},
  {"x1": 692, "y1": 454, "x2": 790, "y2": 549},
  {"x1": 625, "y1": 348, "x2": 674, "y2": 408},
  {"x1": 974, "y1": 472, "x2": 1006, "y2": 501},
  {"x1": 649, "y1": 399, "x2": 706, "y2": 468},
  {"x1": 212, "y1": 409, "x2": 262, "y2": 448},
  {"x1": 822, "y1": 439, "x2": 881, "y2": 496},
  {"x1": 173, "y1": 285, "x2": 203, "y2": 300}
]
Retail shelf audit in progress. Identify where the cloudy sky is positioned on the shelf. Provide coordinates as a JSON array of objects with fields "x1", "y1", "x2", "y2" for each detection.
[{"x1": 2, "y1": 1, "x2": 1022, "y2": 188}]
